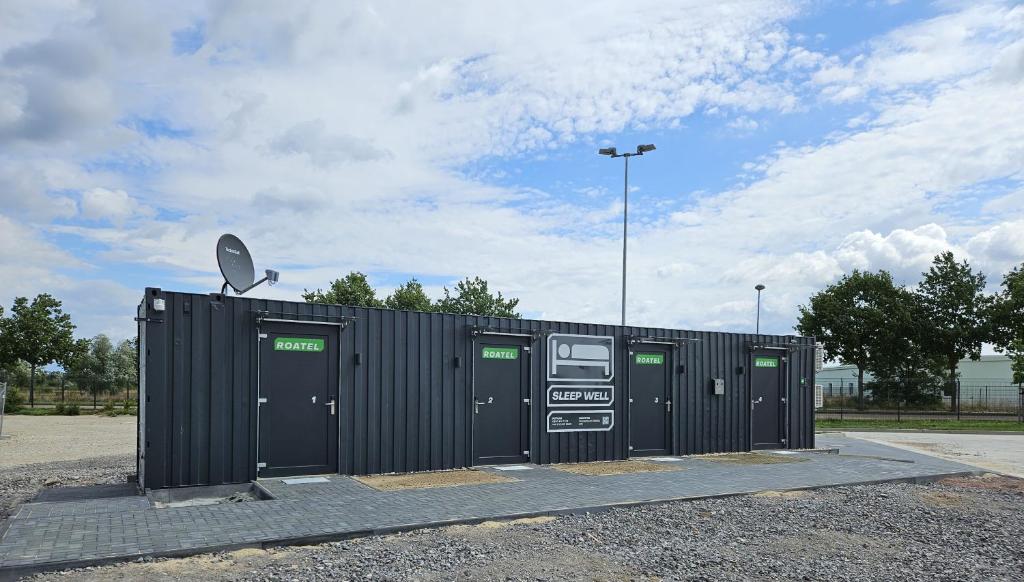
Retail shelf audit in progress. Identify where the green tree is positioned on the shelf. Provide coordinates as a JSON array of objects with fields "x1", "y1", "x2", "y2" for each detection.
[
  {"x1": 0, "y1": 305, "x2": 8, "y2": 367},
  {"x1": 67, "y1": 335, "x2": 118, "y2": 408},
  {"x1": 0, "y1": 294, "x2": 77, "y2": 407},
  {"x1": 916, "y1": 252, "x2": 989, "y2": 410},
  {"x1": 796, "y1": 270, "x2": 905, "y2": 405},
  {"x1": 436, "y1": 277, "x2": 521, "y2": 318},
  {"x1": 1, "y1": 360, "x2": 31, "y2": 388},
  {"x1": 58, "y1": 337, "x2": 90, "y2": 402},
  {"x1": 863, "y1": 286, "x2": 945, "y2": 405},
  {"x1": 384, "y1": 279, "x2": 434, "y2": 312},
  {"x1": 113, "y1": 337, "x2": 138, "y2": 404},
  {"x1": 989, "y1": 264, "x2": 1024, "y2": 385},
  {"x1": 302, "y1": 272, "x2": 382, "y2": 307}
]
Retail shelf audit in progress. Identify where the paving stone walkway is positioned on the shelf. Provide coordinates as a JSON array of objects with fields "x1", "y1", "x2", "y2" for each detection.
[{"x1": 0, "y1": 435, "x2": 982, "y2": 578}]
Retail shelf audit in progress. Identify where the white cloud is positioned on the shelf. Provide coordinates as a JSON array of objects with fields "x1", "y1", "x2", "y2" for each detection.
[
  {"x1": 79, "y1": 187, "x2": 143, "y2": 225},
  {"x1": 833, "y1": 224, "x2": 962, "y2": 283},
  {"x1": 965, "y1": 219, "x2": 1024, "y2": 276},
  {"x1": 0, "y1": 214, "x2": 137, "y2": 339},
  {"x1": 812, "y1": 3, "x2": 1022, "y2": 98},
  {"x1": 0, "y1": 0, "x2": 1021, "y2": 342}
]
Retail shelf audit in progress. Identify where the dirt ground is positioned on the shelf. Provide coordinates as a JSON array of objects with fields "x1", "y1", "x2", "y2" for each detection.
[
  {"x1": 552, "y1": 459, "x2": 679, "y2": 476},
  {"x1": 355, "y1": 469, "x2": 515, "y2": 491},
  {"x1": 0, "y1": 415, "x2": 136, "y2": 468},
  {"x1": 695, "y1": 452, "x2": 807, "y2": 465}
]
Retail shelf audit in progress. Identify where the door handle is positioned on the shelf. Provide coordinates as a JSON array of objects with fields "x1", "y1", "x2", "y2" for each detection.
[
  {"x1": 324, "y1": 399, "x2": 336, "y2": 416},
  {"x1": 474, "y1": 397, "x2": 494, "y2": 414},
  {"x1": 665, "y1": 400, "x2": 672, "y2": 413}
]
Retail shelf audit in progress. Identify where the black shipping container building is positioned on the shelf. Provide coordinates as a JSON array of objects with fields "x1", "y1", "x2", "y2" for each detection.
[{"x1": 137, "y1": 288, "x2": 816, "y2": 490}]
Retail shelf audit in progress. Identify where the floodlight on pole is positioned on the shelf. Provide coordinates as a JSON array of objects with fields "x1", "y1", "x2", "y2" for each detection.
[
  {"x1": 597, "y1": 143, "x2": 656, "y2": 326},
  {"x1": 755, "y1": 284, "x2": 766, "y2": 334}
]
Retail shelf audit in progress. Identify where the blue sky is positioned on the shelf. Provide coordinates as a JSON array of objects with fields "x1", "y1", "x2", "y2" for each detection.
[{"x1": 0, "y1": 0, "x2": 1022, "y2": 341}]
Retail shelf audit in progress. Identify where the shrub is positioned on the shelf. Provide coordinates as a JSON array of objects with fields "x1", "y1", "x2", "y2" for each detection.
[
  {"x1": 3, "y1": 387, "x2": 25, "y2": 413},
  {"x1": 54, "y1": 402, "x2": 65, "y2": 414},
  {"x1": 63, "y1": 403, "x2": 80, "y2": 416}
]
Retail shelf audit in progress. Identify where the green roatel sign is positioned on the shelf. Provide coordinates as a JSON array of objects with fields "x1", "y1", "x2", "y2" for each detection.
[
  {"x1": 482, "y1": 346, "x2": 519, "y2": 360},
  {"x1": 754, "y1": 356, "x2": 778, "y2": 368},
  {"x1": 634, "y1": 353, "x2": 664, "y2": 365},
  {"x1": 274, "y1": 337, "x2": 324, "y2": 352}
]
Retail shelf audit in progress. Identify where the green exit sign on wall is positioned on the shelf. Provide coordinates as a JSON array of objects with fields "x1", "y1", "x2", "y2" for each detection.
[{"x1": 754, "y1": 356, "x2": 779, "y2": 368}]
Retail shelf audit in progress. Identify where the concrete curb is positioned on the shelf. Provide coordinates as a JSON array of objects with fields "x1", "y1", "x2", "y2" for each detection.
[
  {"x1": 0, "y1": 468, "x2": 985, "y2": 581},
  {"x1": 818, "y1": 428, "x2": 1024, "y2": 436}
]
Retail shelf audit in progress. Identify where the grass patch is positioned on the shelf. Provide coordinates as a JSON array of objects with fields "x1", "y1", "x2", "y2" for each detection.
[
  {"x1": 817, "y1": 419, "x2": 1024, "y2": 432},
  {"x1": 6, "y1": 407, "x2": 61, "y2": 416}
]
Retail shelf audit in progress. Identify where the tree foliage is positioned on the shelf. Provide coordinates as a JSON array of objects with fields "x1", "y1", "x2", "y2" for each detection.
[
  {"x1": 796, "y1": 270, "x2": 906, "y2": 402},
  {"x1": 435, "y1": 277, "x2": 521, "y2": 318},
  {"x1": 302, "y1": 272, "x2": 382, "y2": 307},
  {"x1": 113, "y1": 337, "x2": 138, "y2": 399},
  {"x1": 304, "y1": 272, "x2": 522, "y2": 318},
  {"x1": 65, "y1": 334, "x2": 126, "y2": 400},
  {"x1": 799, "y1": 253, "x2": 1023, "y2": 406},
  {"x1": 0, "y1": 294, "x2": 77, "y2": 405},
  {"x1": 383, "y1": 279, "x2": 434, "y2": 312},
  {"x1": 989, "y1": 264, "x2": 1024, "y2": 384},
  {"x1": 916, "y1": 252, "x2": 988, "y2": 405}
]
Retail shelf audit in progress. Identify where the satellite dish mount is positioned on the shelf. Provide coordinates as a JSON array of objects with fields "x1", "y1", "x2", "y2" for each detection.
[{"x1": 216, "y1": 234, "x2": 280, "y2": 295}]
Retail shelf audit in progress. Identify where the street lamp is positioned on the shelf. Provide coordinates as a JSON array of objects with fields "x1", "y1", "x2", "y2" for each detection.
[
  {"x1": 598, "y1": 143, "x2": 656, "y2": 326},
  {"x1": 754, "y1": 284, "x2": 765, "y2": 334}
]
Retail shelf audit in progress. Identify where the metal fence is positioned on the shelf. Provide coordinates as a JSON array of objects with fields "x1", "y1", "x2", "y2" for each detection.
[
  {"x1": 0, "y1": 382, "x2": 7, "y2": 437},
  {"x1": 817, "y1": 381, "x2": 1024, "y2": 423},
  {"x1": 3, "y1": 383, "x2": 134, "y2": 410}
]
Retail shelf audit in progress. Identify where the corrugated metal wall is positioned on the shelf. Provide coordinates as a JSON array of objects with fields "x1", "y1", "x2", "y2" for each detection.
[{"x1": 140, "y1": 289, "x2": 816, "y2": 489}]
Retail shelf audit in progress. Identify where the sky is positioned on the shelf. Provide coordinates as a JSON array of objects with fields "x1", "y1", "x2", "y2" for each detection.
[{"x1": 0, "y1": 0, "x2": 1022, "y2": 342}]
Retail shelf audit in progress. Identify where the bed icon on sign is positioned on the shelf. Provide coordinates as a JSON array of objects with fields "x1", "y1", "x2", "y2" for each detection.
[{"x1": 547, "y1": 333, "x2": 614, "y2": 382}]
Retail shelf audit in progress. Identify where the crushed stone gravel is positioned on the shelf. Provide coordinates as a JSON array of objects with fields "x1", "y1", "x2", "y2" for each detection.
[
  {"x1": 27, "y1": 475, "x2": 1024, "y2": 582},
  {"x1": 0, "y1": 455, "x2": 134, "y2": 522}
]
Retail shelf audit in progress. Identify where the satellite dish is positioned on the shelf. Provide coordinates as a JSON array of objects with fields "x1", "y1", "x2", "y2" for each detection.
[
  {"x1": 217, "y1": 234, "x2": 256, "y2": 293},
  {"x1": 216, "y1": 233, "x2": 280, "y2": 296}
]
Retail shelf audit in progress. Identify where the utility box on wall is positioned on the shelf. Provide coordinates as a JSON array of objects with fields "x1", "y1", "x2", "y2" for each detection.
[
  {"x1": 712, "y1": 378, "x2": 726, "y2": 395},
  {"x1": 137, "y1": 288, "x2": 817, "y2": 490}
]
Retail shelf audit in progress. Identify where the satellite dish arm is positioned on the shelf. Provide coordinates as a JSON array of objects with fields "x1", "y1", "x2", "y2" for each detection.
[{"x1": 224, "y1": 269, "x2": 280, "y2": 295}]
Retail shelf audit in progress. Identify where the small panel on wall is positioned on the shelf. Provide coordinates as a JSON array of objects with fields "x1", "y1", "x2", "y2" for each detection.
[
  {"x1": 547, "y1": 334, "x2": 614, "y2": 382},
  {"x1": 546, "y1": 410, "x2": 614, "y2": 432},
  {"x1": 547, "y1": 385, "x2": 614, "y2": 407}
]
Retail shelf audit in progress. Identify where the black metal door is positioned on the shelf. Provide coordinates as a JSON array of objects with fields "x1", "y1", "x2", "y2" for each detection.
[
  {"x1": 628, "y1": 345, "x2": 672, "y2": 456},
  {"x1": 258, "y1": 322, "x2": 339, "y2": 477},
  {"x1": 751, "y1": 352, "x2": 784, "y2": 450},
  {"x1": 473, "y1": 338, "x2": 529, "y2": 465}
]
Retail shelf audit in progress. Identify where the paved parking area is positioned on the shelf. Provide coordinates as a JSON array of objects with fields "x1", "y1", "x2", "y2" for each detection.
[
  {"x1": 0, "y1": 435, "x2": 981, "y2": 579},
  {"x1": 845, "y1": 431, "x2": 1024, "y2": 478}
]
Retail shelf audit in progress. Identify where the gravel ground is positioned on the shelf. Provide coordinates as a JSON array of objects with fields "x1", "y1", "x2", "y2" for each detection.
[
  {"x1": 29, "y1": 474, "x2": 1024, "y2": 581},
  {"x1": 0, "y1": 415, "x2": 136, "y2": 468},
  {"x1": 0, "y1": 454, "x2": 135, "y2": 522}
]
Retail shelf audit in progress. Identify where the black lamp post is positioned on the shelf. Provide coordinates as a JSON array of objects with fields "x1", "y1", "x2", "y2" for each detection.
[
  {"x1": 598, "y1": 144, "x2": 656, "y2": 326},
  {"x1": 754, "y1": 284, "x2": 765, "y2": 334}
]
